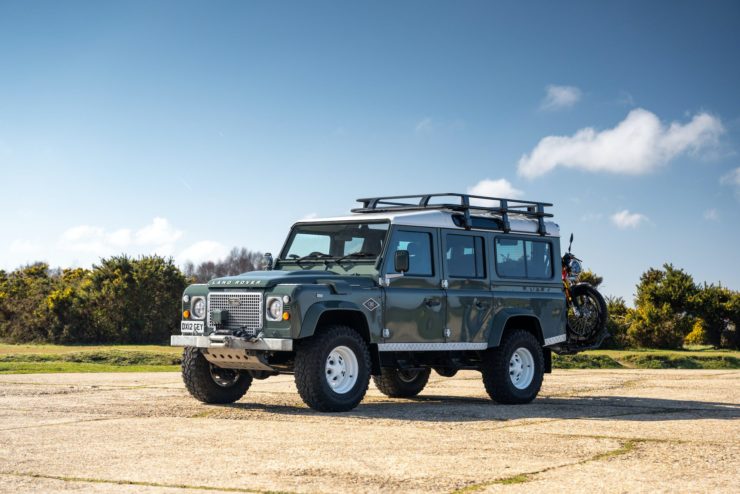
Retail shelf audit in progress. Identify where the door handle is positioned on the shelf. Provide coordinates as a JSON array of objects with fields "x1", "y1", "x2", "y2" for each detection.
[
  {"x1": 424, "y1": 298, "x2": 441, "y2": 308},
  {"x1": 475, "y1": 300, "x2": 490, "y2": 310}
]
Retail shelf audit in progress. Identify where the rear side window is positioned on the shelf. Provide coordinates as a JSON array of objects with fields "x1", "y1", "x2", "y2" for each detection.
[
  {"x1": 387, "y1": 230, "x2": 434, "y2": 277},
  {"x1": 445, "y1": 234, "x2": 485, "y2": 278},
  {"x1": 495, "y1": 238, "x2": 552, "y2": 279}
]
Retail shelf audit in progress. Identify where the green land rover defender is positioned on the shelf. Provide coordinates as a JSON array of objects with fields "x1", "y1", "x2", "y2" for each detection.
[{"x1": 172, "y1": 193, "x2": 605, "y2": 412}]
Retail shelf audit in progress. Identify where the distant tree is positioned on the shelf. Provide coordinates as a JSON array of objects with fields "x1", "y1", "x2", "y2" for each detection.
[
  {"x1": 0, "y1": 263, "x2": 55, "y2": 342},
  {"x1": 635, "y1": 264, "x2": 697, "y2": 314},
  {"x1": 84, "y1": 255, "x2": 187, "y2": 344},
  {"x1": 627, "y1": 302, "x2": 694, "y2": 349},
  {"x1": 46, "y1": 267, "x2": 93, "y2": 343},
  {"x1": 602, "y1": 296, "x2": 631, "y2": 348},
  {"x1": 184, "y1": 247, "x2": 263, "y2": 283},
  {"x1": 692, "y1": 284, "x2": 740, "y2": 349}
]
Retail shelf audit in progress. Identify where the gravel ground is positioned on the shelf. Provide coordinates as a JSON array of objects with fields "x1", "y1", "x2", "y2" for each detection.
[{"x1": 0, "y1": 369, "x2": 738, "y2": 493}]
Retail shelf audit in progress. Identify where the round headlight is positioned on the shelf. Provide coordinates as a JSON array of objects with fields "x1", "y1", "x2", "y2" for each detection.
[
  {"x1": 192, "y1": 298, "x2": 206, "y2": 319},
  {"x1": 569, "y1": 259, "x2": 583, "y2": 276},
  {"x1": 182, "y1": 295, "x2": 190, "y2": 303},
  {"x1": 267, "y1": 298, "x2": 283, "y2": 320}
]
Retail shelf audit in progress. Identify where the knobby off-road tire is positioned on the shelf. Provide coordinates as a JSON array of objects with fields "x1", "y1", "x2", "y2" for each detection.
[
  {"x1": 481, "y1": 330, "x2": 544, "y2": 404},
  {"x1": 181, "y1": 347, "x2": 253, "y2": 404},
  {"x1": 294, "y1": 325, "x2": 371, "y2": 412},
  {"x1": 373, "y1": 368, "x2": 431, "y2": 398}
]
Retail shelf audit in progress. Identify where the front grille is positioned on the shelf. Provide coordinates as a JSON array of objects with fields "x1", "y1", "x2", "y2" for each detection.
[{"x1": 207, "y1": 291, "x2": 263, "y2": 332}]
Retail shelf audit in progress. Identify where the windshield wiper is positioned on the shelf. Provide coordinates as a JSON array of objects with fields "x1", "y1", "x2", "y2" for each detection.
[
  {"x1": 336, "y1": 252, "x2": 377, "y2": 263},
  {"x1": 294, "y1": 252, "x2": 334, "y2": 264}
]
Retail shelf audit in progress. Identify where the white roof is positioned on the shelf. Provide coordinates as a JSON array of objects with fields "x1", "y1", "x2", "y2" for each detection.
[{"x1": 296, "y1": 210, "x2": 560, "y2": 237}]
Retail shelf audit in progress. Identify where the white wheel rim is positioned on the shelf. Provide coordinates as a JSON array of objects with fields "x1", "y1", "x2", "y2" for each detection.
[
  {"x1": 325, "y1": 346, "x2": 359, "y2": 394},
  {"x1": 509, "y1": 347, "x2": 535, "y2": 390}
]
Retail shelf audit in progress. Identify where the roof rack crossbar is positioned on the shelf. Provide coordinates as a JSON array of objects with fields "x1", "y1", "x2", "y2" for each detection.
[{"x1": 351, "y1": 193, "x2": 553, "y2": 234}]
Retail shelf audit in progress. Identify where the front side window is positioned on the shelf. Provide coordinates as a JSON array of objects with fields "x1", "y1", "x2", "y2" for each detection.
[
  {"x1": 282, "y1": 222, "x2": 389, "y2": 260},
  {"x1": 445, "y1": 234, "x2": 485, "y2": 278},
  {"x1": 495, "y1": 237, "x2": 552, "y2": 279},
  {"x1": 387, "y1": 230, "x2": 434, "y2": 277}
]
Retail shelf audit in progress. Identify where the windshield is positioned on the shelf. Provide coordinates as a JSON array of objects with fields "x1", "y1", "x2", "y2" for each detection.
[{"x1": 281, "y1": 222, "x2": 389, "y2": 261}]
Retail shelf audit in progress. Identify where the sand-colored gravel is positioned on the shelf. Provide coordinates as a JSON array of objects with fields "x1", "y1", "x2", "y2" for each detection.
[{"x1": 0, "y1": 369, "x2": 737, "y2": 493}]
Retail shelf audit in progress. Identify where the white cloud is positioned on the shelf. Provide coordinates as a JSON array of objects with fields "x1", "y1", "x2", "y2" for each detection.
[
  {"x1": 134, "y1": 217, "x2": 182, "y2": 247},
  {"x1": 611, "y1": 210, "x2": 648, "y2": 229},
  {"x1": 179, "y1": 241, "x2": 228, "y2": 265},
  {"x1": 720, "y1": 167, "x2": 740, "y2": 200},
  {"x1": 703, "y1": 208, "x2": 719, "y2": 221},
  {"x1": 467, "y1": 179, "x2": 524, "y2": 206},
  {"x1": 415, "y1": 117, "x2": 434, "y2": 134},
  {"x1": 541, "y1": 84, "x2": 582, "y2": 110},
  {"x1": 58, "y1": 217, "x2": 184, "y2": 258},
  {"x1": 518, "y1": 108, "x2": 724, "y2": 179},
  {"x1": 720, "y1": 167, "x2": 740, "y2": 186},
  {"x1": 414, "y1": 117, "x2": 465, "y2": 135},
  {"x1": 8, "y1": 239, "x2": 43, "y2": 255}
]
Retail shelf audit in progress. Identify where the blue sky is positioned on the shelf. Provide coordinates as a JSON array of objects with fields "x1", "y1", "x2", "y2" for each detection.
[{"x1": 1, "y1": 0, "x2": 739, "y2": 303}]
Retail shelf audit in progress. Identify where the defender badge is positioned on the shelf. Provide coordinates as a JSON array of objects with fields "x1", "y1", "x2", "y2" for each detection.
[
  {"x1": 363, "y1": 298, "x2": 380, "y2": 312},
  {"x1": 227, "y1": 297, "x2": 241, "y2": 308}
]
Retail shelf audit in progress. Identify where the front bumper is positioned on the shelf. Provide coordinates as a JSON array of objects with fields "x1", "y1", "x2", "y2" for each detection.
[{"x1": 171, "y1": 335, "x2": 293, "y2": 352}]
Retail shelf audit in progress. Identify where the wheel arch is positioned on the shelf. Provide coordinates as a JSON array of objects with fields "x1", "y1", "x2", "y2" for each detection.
[
  {"x1": 298, "y1": 303, "x2": 380, "y2": 375},
  {"x1": 489, "y1": 312, "x2": 545, "y2": 348}
]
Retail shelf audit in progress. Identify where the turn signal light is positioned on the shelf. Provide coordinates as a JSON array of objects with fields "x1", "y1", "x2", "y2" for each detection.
[
  {"x1": 183, "y1": 310, "x2": 190, "y2": 319},
  {"x1": 282, "y1": 312, "x2": 290, "y2": 321}
]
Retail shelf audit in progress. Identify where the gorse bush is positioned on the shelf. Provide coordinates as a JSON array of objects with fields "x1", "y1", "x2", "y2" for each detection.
[{"x1": 0, "y1": 256, "x2": 187, "y2": 344}]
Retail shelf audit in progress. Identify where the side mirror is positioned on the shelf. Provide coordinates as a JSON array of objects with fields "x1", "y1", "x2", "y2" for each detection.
[
  {"x1": 261, "y1": 252, "x2": 274, "y2": 271},
  {"x1": 394, "y1": 250, "x2": 410, "y2": 273}
]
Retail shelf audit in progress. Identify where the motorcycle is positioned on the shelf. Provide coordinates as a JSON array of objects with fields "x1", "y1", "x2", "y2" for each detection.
[{"x1": 560, "y1": 233, "x2": 608, "y2": 353}]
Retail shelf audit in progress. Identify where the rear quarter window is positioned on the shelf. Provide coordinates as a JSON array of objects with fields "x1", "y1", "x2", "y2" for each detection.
[{"x1": 495, "y1": 238, "x2": 553, "y2": 279}]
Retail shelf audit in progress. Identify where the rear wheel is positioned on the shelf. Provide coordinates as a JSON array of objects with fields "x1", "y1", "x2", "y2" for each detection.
[
  {"x1": 294, "y1": 325, "x2": 371, "y2": 412},
  {"x1": 567, "y1": 284, "x2": 608, "y2": 345},
  {"x1": 181, "y1": 347, "x2": 252, "y2": 404},
  {"x1": 373, "y1": 368, "x2": 431, "y2": 398},
  {"x1": 481, "y1": 330, "x2": 544, "y2": 404}
]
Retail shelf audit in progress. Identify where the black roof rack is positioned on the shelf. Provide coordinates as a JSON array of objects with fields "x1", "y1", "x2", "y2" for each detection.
[{"x1": 352, "y1": 193, "x2": 554, "y2": 235}]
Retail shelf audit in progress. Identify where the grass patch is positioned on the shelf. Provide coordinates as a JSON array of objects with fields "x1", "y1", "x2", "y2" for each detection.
[
  {"x1": 0, "y1": 344, "x2": 181, "y2": 374},
  {"x1": 0, "y1": 350, "x2": 181, "y2": 366},
  {"x1": 494, "y1": 473, "x2": 532, "y2": 485},
  {"x1": 0, "y1": 343, "x2": 179, "y2": 355},
  {"x1": 553, "y1": 354, "x2": 623, "y2": 369},
  {"x1": 554, "y1": 349, "x2": 740, "y2": 370},
  {"x1": 0, "y1": 362, "x2": 178, "y2": 374},
  {"x1": 618, "y1": 354, "x2": 739, "y2": 369}
]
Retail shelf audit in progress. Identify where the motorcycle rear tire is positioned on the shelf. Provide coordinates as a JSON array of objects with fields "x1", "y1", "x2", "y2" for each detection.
[{"x1": 566, "y1": 284, "x2": 608, "y2": 345}]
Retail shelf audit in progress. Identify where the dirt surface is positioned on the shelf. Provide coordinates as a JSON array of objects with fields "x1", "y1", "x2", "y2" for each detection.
[{"x1": 0, "y1": 369, "x2": 738, "y2": 493}]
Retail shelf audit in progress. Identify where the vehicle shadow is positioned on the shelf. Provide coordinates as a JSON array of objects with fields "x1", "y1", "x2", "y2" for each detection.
[{"x1": 222, "y1": 394, "x2": 740, "y2": 422}]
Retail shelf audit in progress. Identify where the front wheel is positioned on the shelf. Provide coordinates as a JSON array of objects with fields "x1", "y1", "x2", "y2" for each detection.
[
  {"x1": 481, "y1": 330, "x2": 544, "y2": 404},
  {"x1": 373, "y1": 368, "x2": 431, "y2": 398},
  {"x1": 181, "y1": 347, "x2": 253, "y2": 404},
  {"x1": 294, "y1": 325, "x2": 371, "y2": 412}
]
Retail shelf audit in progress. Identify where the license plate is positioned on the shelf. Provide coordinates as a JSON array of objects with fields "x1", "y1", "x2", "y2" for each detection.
[{"x1": 181, "y1": 321, "x2": 204, "y2": 333}]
